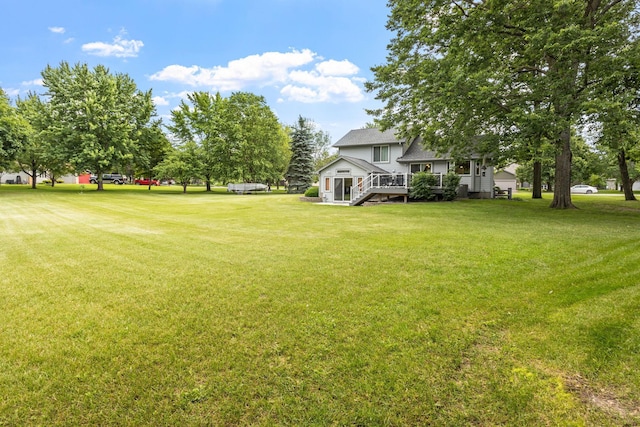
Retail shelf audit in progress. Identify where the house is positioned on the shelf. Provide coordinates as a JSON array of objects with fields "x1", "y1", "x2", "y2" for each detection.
[{"x1": 318, "y1": 128, "x2": 494, "y2": 205}]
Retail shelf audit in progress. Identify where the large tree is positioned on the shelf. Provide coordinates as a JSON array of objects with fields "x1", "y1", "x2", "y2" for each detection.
[
  {"x1": 285, "y1": 116, "x2": 315, "y2": 193},
  {"x1": 15, "y1": 93, "x2": 74, "y2": 188},
  {"x1": 169, "y1": 92, "x2": 238, "y2": 190},
  {"x1": 228, "y1": 92, "x2": 290, "y2": 184},
  {"x1": 41, "y1": 62, "x2": 155, "y2": 190},
  {"x1": 584, "y1": 39, "x2": 640, "y2": 201},
  {"x1": 0, "y1": 88, "x2": 28, "y2": 170},
  {"x1": 367, "y1": 0, "x2": 639, "y2": 208},
  {"x1": 169, "y1": 91, "x2": 289, "y2": 188}
]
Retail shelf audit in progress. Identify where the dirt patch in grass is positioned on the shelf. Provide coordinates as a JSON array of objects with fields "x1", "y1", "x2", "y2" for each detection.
[{"x1": 564, "y1": 374, "x2": 640, "y2": 420}]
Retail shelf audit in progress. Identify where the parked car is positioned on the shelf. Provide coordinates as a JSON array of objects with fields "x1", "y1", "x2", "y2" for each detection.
[
  {"x1": 134, "y1": 178, "x2": 159, "y2": 186},
  {"x1": 571, "y1": 184, "x2": 598, "y2": 194},
  {"x1": 89, "y1": 173, "x2": 126, "y2": 185}
]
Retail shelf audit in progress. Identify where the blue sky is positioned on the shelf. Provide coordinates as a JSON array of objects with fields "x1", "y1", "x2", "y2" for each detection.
[{"x1": 0, "y1": 0, "x2": 392, "y2": 143}]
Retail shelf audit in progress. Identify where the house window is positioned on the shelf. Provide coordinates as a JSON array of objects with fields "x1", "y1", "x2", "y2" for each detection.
[
  {"x1": 411, "y1": 163, "x2": 432, "y2": 173},
  {"x1": 475, "y1": 161, "x2": 481, "y2": 176},
  {"x1": 455, "y1": 161, "x2": 471, "y2": 175},
  {"x1": 325, "y1": 177, "x2": 330, "y2": 191},
  {"x1": 373, "y1": 145, "x2": 389, "y2": 163},
  {"x1": 336, "y1": 169, "x2": 350, "y2": 174}
]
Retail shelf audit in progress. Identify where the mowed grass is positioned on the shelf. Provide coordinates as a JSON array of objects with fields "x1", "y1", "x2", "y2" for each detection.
[{"x1": 1, "y1": 184, "x2": 639, "y2": 425}]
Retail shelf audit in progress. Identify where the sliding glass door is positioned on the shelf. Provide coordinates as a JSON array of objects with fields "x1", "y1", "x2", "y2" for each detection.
[{"x1": 333, "y1": 177, "x2": 353, "y2": 202}]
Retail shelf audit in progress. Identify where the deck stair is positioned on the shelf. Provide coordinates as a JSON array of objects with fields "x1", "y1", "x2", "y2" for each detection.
[{"x1": 349, "y1": 173, "x2": 410, "y2": 206}]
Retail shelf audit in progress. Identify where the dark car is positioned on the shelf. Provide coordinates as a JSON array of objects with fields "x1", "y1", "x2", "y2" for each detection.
[{"x1": 89, "y1": 173, "x2": 126, "y2": 185}]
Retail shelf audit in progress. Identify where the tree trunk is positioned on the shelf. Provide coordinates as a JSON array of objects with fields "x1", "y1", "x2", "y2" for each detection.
[
  {"x1": 550, "y1": 128, "x2": 576, "y2": 209},
  {"x1": 532, "y1": 160, "x2": 542, "y2": 199},
  {"x1": 617, "y1": 148, "x2": 637, "y2": 201},
  {"x1": 30, "y1": 166, "x2": 37, "y2": 189},
  {"x1": 182, "y1": 183, "x2": 188, "y2": 193}
]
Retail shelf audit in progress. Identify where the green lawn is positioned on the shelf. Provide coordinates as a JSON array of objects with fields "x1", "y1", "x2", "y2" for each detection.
[{"x1": 1, "y1": 185, "x2": 639, "y2": 425}]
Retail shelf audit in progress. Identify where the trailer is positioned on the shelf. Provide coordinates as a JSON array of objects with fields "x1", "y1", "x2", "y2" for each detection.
[{"x1": 227, "y1": 183, "x2": 268, "y2": 194}]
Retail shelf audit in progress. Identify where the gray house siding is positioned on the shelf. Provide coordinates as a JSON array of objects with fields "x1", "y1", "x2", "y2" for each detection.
[
  {"x1": 319, "y1": 128, "x2": 494, "y2": 203},
  {"x1": 337, "y1": 144, "x2": 405, "y2": 174}
]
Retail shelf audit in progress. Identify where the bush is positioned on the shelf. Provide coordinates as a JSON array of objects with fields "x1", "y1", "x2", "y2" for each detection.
[
  {"x1": 304, "y1": 186, "x2": 319, "y2": 197},
  {"x1": 410, "y1": 172, "x2": 438, "y2": 200},
  {"x1": 442, "y1": 172, "x2": 461, "y2": 201}
]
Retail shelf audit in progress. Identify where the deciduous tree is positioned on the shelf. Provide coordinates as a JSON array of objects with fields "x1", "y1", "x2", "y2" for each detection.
[
  {"x1": 0, "y1": 88, "x2": 28, "y2": 170},
  {"x1": 154, "y1": 141, "x2": 202, "y2": 193},
  {"x1": 41, "y1": 62, "x2": 155, "y2": 190},
  {"x1": 367, "y1": 0, "x2": 639, "y2": 208},
  {"x1": 228, "y1": 92, "x2": 290, "y2": 184}
]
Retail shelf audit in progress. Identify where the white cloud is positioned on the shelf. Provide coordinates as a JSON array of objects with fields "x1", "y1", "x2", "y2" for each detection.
[
  {"x1": 64, "y1": 38, "x2": 75, "y2": 44},
  {"x1": 150, "y1": 49, "x2": 366, "y2": 104},
  {"x1": 152, "y1": 96, "x2": 170, "y2": 106},
  {"x1": 315, "y1": 59, "x2": 359, "y2": 76},
  {"x1": 4, "y1": 88, "x2": 20, "y2": 97},
  {"x1": 82, "y1": 33, "x2": 144, "y2": 58},
  {"x1": 281, "y1": 70, "x2": 364, "y2": 103},
  {"x1": 21, "y1": 79, "x2": 44, "y2": 86},
  {"x1": 49, "y1": 26, "x2": 65, "y2": 34},
  {"x1": 150, "y1": 49, "x2": 316, "y2": 90}
]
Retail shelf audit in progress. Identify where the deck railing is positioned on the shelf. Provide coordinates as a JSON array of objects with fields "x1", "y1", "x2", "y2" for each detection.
[{"x1": 351, "y1": 172, "x2": 444, "y2": 201}]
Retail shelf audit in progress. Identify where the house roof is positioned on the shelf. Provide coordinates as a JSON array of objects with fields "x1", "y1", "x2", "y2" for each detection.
[
  {"x1": 494, "y1": 170, "x2": 516, "y2": 179},
  {"x1": 396, "y1": 136, "x2": 483, "y2": 162},
  {"x1": 332, "y1": 128, "x2": 404, "y2": 147},
  {"x1": 396, "y1": 137, "x2": 446, "y2": 162},
  {"x1": 317, "y1": 156, "x2": 389, "y2": 174}
]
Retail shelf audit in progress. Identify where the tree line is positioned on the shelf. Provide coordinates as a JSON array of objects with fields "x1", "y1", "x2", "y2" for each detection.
[
  {"x1": 1, "y1": 62, "x2": 333, "y2": 192},
  {"x1": 367, "y1": 0, "x2": 640, "y2": 207}
]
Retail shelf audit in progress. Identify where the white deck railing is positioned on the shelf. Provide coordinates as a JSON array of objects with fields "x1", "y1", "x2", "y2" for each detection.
[{"x1": 351, "y1": 172, "x2": 444, "y2": 201}]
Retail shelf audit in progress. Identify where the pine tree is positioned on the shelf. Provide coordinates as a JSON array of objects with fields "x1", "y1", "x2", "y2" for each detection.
[{"x1": 285, "y1": 116, "x2": 314, "y2": 193}]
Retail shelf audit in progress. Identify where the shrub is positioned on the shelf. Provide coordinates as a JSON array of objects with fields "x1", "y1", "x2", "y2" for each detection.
[
  {"x1": 304, "y1": 186, "x2": 319, "y2": 197},
  {"x1": 410, "y1": 172, "x2": 438, "y2": 200},
  {"x1": 442, "y1": 172, "x2": 461, "y2": 201}
]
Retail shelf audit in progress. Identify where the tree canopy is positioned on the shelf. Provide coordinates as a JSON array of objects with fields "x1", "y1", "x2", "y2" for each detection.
[
  {"x1": 0, "y1": 88, "x2": 28, "y2": 170},
  {"x1": 41, "y1": 62, "x2": 156, "y2": 190},
  {"x1": 169, "y1": 91, "x2": 290, "y2": 188},
  {"x1": 367, "y1": 0, "x2": 640, "y2": 208}
]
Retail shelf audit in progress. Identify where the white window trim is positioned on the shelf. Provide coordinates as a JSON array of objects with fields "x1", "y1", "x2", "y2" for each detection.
[{"x1": 373, "y1": 145, "x2": 390, "y2": 163}]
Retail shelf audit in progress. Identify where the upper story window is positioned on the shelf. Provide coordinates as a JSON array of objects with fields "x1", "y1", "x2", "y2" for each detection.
[{"x1": 373, "y1": 145, "x2": 389, "y2": 163}]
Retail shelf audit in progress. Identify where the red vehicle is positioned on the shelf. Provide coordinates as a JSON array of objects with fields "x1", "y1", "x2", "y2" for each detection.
[{"x1": 134, "y1": 178, "x2": 159, "y2": 186}]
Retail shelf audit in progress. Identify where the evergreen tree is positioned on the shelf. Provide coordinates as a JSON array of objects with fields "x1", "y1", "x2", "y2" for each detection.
[{"x1": 285, "y1": 116, "x2": 314, "y2": 193}]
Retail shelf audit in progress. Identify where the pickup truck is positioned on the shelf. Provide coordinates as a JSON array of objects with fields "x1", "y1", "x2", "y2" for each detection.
[{"x1": 89, "y1": 173, "x2": 126, "y2": 185}]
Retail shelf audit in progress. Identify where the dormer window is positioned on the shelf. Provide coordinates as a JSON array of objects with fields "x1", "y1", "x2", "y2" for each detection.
[{"x1": 373, "y1": 145, "x2": 389, "y2": 163}]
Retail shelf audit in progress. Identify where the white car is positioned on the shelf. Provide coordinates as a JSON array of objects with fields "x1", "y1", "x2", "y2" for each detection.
[{"x1": 571, "y1": 184, "x2": 598, "y2": 194}]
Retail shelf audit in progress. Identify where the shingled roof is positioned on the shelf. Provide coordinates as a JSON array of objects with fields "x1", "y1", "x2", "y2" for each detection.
[
  {"x1": 397, "y1": 136, "x2": 483, "y2": 162},
  {"x1": 396, "y1": 137, "x2": 447, "y2": 162},
  {"x1": 317, "y1": 156, "x2": 389, "y2": 174},
  {"x1": 332, "y1": 128, "x2": 404, "y2": 147}
]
